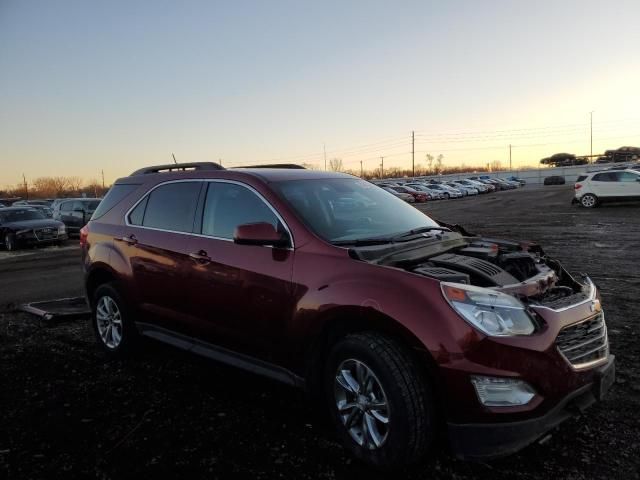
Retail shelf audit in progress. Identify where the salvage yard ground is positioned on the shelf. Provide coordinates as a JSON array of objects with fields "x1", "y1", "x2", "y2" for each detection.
[{"x1": 1, "y1": 185, "x2": 639, "y2": 479}]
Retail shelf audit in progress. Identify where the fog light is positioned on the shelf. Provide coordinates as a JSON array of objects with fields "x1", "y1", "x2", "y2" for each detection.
[{"x1": 471, "y1": 376, "x2": 536, "y2": 406}]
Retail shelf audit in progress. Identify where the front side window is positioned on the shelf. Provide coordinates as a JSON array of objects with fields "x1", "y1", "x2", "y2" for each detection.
[
  {"x1": 60, "y1": 201, "x2": 73, "y2": 211},
  {"x1": 617, "y1": 172, "x2": 640, "y2": 182},
  {"x1": 201, "y1": 182, "x2": 279, "y2": 239},
  {"x1": 141, "y1": 182, "x2": 201, "y2": 232},
  {"x1": 274, "y1": 178, "x2": 439, "y2": 243}
]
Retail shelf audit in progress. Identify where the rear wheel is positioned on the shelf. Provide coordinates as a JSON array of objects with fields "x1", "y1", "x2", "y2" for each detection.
[
  {"x1": 443, "y1": 192, "x2": 450, "y2": 200},
  {"x1": 325, "y1": 332, "x2": 435, "y2": 468},
  {"x1": 92, "y1": 283, "x2": 138, "y2": 357},
  {"x1": 580, "y1": 193, "x2": 598, "y2": 208}
]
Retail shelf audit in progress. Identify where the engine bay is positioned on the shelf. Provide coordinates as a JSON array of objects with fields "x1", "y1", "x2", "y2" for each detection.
[{"x1": 351, "y1": 233, "x2": 590, "y2": 308}]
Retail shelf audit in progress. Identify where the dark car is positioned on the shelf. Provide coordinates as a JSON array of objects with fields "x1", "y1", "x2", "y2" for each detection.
[
  {"x1": 53, "y1": 198, "x2": 101, "y2": 234},
  {"x1": 544, "y1": 176, "x2": 566, "y2": 185},
  {"x1": 82, "y1": 163, "x2": 614, "y2": 468},
  {"x1": 0, "y1": 207, "x2": 68, "y2": 251}
]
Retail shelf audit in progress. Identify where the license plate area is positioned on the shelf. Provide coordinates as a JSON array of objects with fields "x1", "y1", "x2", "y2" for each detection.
[{"x1": 595, "y1": 355, "x2": 615, "y2": 401}]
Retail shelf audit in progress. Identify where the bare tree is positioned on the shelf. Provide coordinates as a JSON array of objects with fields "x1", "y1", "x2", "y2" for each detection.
[
  {"x1": 329, "y1": 158, "x2": 343, "y2": 172},
  {"x1": 425, "y1": 154, "x2": 434, "y2": 173},
  {"x1": 434, "y1": 154, "x2": 444, "y2": 173},
  {"x1": 489, "y1": 160, "x2": 503, "y2": 172}
]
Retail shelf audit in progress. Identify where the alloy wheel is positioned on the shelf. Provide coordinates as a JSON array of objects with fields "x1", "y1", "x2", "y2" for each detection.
[
  {"x1": 5, "y1": 234, "x2": 13, "y2": 251},
  {"x1": 334, "y1": 359, "x2": 390, "y2": 450},
  {"x1": 96, "y1": 295, "x2": 123, "y2": 349},
  {"x1": 581, "y1": 195, "x2": 596, "y2": 208}
]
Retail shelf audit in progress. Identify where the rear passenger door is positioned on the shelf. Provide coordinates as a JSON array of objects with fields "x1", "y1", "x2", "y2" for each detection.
[
  {"x1": 591, "y1": 172, "x2": 617, "y2": 197},
  {"x1": 184, "y1": 180, "x2": 295, "y2": 362},
  {"x1": 123, "y1": 181, "x2": 205, "y2": 333}
]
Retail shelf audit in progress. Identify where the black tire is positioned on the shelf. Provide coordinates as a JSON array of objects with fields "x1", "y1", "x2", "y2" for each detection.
[
  {"x1": 91, "y1": 283, "x2": 138, "y2": 357},
  {"x1": 580, "y1": 193, "x2": 598, "y2": 208},
  {"x1": 4, "y1": 232, "x2": 16, "y2": 251},
  {"x1": 325, "y1": 332, "x2": 435, "y2": 468},
  {"x1": 443, "y1": 192, "x2": 450, "y2": 200}
]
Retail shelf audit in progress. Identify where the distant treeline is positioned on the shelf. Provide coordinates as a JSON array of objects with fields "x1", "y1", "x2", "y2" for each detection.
[{"x1": 1, "y1": 176, "x2": 111, "y2": 199}]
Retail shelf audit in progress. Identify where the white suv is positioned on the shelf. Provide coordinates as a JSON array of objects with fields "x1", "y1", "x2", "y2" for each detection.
[{"x1": 574, "y1": 168, "x2": 640, "y2": 207}]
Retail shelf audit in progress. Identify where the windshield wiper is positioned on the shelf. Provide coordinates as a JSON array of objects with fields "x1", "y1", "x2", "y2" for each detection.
[
  {"x1": 392, "y1": 226, "x2": 451, "y2": 240},
  {"x1": 331, "y1": 237, "x2": 396, "y2": 246},
  {"x1": 332, "y1": 226, "x2": 451, "y2": 247}
]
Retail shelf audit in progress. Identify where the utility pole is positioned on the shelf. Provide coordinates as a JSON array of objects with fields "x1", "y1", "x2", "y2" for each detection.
[
  {"x1": 323, "y1": 143, "x2": 327, "y2": 171},
  {"x1": 22, "y1": 174, "x2": 28, "y2": 200},
  {"x1": 380, "y1": 156, "x2": 384, "y2": 178},
  {"x1": 411, "y1": 130, "x2": 415, "y2": 177},
  {"x1": 101, "y1": 170, "x2": 105, "y2": 189},
  {"x1": 360, "y1": 160, "x2": 363, "y2": 178},
  {"x1": 590, "y1": 111, "x2": 594, "y2": 162},
  {"x1": 219, "y1": 158, "x2": 223, "y2": 167},
  {"x1": 172, "y1": 153, "x2": 178, "y2": 164},
  {"x1": 509, "y1": 144, "x2": 512, "y2": 171}
]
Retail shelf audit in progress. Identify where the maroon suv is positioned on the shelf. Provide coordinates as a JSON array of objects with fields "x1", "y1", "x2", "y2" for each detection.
[{"x1": 82, "y1": 162, "x2": 614, "y2": 468}]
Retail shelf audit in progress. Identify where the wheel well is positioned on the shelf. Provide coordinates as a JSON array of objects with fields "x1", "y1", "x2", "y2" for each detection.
[
  {"x1": 86, "y1": 268, "x2": 116, "y2": 305},
  {"x1": 305, "y1": 309, "x2": 441, "y2": 405}
]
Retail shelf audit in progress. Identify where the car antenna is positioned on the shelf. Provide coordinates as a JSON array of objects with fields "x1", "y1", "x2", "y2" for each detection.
[{"x1": 172, "y1": 153, "x2": 178, "y2": 164}]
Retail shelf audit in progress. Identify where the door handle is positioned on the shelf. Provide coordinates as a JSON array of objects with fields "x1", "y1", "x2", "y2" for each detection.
[
  {"x1": 189, "y1": 250, "x2": 211, "y2": 264},
  {"x1": 115, "y1": 234, "x2": 138, "y2": 245}
]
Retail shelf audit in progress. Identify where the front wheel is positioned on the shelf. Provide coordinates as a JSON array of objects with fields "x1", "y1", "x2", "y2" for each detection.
[
  {"x1": 325, "y1": 332, "x2": 435, "y2": 468},
  {"x1": 4, "y1": 232, "x2": 16, "y2": 251},
  {"x1": 443, "y1": 192, "x2": 450, "y2": 200},
  {"x1": 580, "y1": 193, "x2": 598, "y2": 208}
]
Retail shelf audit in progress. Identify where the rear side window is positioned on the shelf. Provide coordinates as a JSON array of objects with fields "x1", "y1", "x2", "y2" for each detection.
[
  {"x1": 141, "y1": 182, "x2": 201, "y2": 232},
  {"x1": 92, "y1": 184, "x2": 139, "y2": 220},
  {"x1": 592, "y1": 173, "x2": 616, "y2": 182},
  {"x1": 201, "y1": 182, "x2": 279, "y2": 239},
  {"x1": 576, "y1": 175, "x2": 588, "y2": 182}
]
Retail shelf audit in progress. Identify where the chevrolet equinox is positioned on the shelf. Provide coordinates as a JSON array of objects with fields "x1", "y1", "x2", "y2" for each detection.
[{"x1": 82, "y1": 162, "x2": 615, "y2": 468}]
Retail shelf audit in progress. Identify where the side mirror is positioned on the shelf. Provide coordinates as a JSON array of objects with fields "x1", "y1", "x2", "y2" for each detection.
[{"x1": 234, "y1": 222, "x2": 289, "y2": 248}]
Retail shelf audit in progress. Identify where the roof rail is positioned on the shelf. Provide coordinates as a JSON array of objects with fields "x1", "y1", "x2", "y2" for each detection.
[
  {"x1": 130, "y1": 162, "x2": 224, "y2": 176},
  {"x1": 234, "y1": 163, "x2": 306, "y2": 169}
]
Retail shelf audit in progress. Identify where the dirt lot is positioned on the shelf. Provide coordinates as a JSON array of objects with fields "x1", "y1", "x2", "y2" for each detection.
[{"x1": 1, "y1": 186, "x2": 639, "y2": 479}]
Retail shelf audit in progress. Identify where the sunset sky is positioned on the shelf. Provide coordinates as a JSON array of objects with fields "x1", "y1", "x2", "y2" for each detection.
[{"x1": 1, "y1": 0, "x2": 640, "y2": 187}]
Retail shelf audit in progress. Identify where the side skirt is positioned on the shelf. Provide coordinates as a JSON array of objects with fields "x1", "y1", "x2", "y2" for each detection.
[{"x1": 136, "y1": 322, "x2": 305, "y2": 388}]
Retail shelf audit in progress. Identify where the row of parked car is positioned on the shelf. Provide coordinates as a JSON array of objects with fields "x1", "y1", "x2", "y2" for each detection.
[
  {"x1": 0, "y1": 197, "x2": 102, "y2": 251},
  {"x1": 373, "y1": 175, "x2": 525, "y2": 203}
]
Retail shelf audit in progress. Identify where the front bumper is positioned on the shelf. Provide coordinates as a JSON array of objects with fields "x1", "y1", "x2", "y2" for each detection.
[
  {"x1": 448, "y1": 355, "x2": 615, "y2": 460},
  {"x1": 16, "y1": 231, "x2": 68, "y2": 245}
]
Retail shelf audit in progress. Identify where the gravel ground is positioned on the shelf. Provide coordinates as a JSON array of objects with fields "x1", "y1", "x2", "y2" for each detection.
[{"x1": 1, "y1": 185, "x2": 639, "y2": 479}]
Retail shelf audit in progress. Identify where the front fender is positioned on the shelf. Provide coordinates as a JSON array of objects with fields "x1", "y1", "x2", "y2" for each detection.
[{"x1": 288, "y1": 251, "x2": 480, "y2": 366}]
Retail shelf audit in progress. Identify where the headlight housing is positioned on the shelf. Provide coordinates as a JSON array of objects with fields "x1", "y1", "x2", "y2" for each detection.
[
  {"x1": 441, "y1": 282, "x2": 536, "y2": 336},
  {"x1": 58, "y1": 225, "x2": 66, "y2": 234}
]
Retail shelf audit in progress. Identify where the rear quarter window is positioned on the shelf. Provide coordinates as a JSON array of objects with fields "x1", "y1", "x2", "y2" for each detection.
[
  {"x1": 576, "y1": 175, "x2": 588, "y2": 182},
  {"x1": 91, "y1": 184, "x2": 140, "y2": 220}
]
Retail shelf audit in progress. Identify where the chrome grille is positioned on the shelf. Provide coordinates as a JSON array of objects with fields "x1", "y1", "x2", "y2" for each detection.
[
  {"x1": 33, "y1": 228, "x2": 58, "y2": 241},
  {"x1": 556, "y1": 313, "x2": 608, "y2": 369}
]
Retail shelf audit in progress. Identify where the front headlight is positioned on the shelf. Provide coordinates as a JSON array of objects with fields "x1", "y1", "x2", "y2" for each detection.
[
  {"x1": 58, "y1": 225, "x2": 66, "y2": 234},
  {"x1": 441, "y1": 282, "x2": 535, "y2": 336}
]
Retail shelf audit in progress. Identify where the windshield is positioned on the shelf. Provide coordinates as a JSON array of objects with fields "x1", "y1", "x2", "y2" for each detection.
[
  {"x1": 0, "y1": 209, "x2": 46, "y2": 223},
  {"x1": 274, "y1": 178, "x2": 439, "y2": 243}
]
